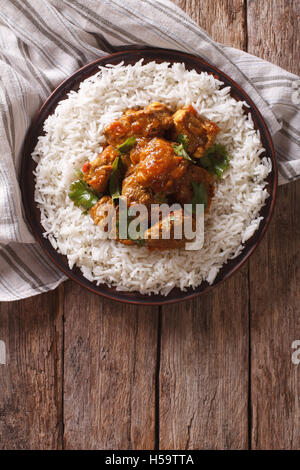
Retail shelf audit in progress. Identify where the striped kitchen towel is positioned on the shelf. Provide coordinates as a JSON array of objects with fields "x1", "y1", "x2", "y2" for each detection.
[{"x1": 0, "y1": 0, "x2": 299, "y2": 301}]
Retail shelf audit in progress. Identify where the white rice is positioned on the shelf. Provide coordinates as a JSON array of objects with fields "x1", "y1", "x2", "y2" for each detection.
[{"x1": 33, "y1": 61, "x2": 271, "y2": 295}]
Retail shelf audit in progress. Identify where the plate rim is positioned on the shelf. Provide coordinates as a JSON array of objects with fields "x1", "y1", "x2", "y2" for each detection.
[{"x1": 20, "y1": 48, "x2": 278, "y2": 305}]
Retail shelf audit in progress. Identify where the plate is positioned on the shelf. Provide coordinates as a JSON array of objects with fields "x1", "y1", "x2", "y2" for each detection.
[{"x1": 20, "y1": 48, "x2": 277, "y2": 305}]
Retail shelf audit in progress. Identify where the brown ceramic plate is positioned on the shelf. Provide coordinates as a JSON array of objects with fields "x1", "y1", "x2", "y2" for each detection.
[{"x1": 20, "y1": 48, "x2": 277, "y2": 305}]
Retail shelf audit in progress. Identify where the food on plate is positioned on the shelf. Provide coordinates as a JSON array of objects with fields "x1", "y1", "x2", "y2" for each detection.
[
  {"x1": 81, "y1": 145, "x2": 119, "y2": 193},
  {"x1": 104, "y1": 102, "x2": 173, "y2": 145},
  {"x1": 33, "y1": 61, "x2": 271, "y2": 295},
  {"x1": 172, "y1": 105, "x2": 220, "y2": 158},
  {"x1": 70, "y1": 103, "x2": 221, "y2": 250}
]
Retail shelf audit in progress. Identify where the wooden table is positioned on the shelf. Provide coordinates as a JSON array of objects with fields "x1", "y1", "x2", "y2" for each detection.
[{"x1": 0, "y1": 0, "x2": 299, "y2": 450}]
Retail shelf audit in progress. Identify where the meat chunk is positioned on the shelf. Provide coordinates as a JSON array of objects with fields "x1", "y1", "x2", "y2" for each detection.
[
  {"x1": 172, "y1": 105, "x2": 220, "y2": 158},
  {"x1": 134, "y1": 137, "x2": 188, "y2": 194},
  {"x1": 90, "y1": 196, "x2": 137, "y2": 246},
  {"x1": 129, "y1": 137, "x2": 152, "y2": 166},
  {"x1": 144, "y1": 209, "x2": 196, "y2": 250},
  {"x1": 89, "y1": 195, "x2": 117, "y2": 237},
  {"x1": 121, "y1": 173, "x2": 155, "y2": 208},
  {"x1": 82, "y1": 145, "x2": 119, "y2": 193},
  {"x1": 175, "y1": 166, "x2": 214, "y2": 212},
  {"x1": 104, "y1": 102, "x2": 173, "y2": 146}
]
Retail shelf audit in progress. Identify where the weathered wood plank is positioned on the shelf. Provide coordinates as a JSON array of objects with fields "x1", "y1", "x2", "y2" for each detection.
[
  {"x1": 249, "y1": 182, "x2": 300, "y2": 449},
  {"x1": 63, "y1": 281, "x2": 158, "y2": 450},
  {"x1": 159, "y1": 271, "x2": 249, "y2": 450},
  {"x1": 160, "y1": 0, "x2": 249, "y2": 450},
  {"x1": 247, "y1": 0, "x2": 300, "y2": 74},
  {"x1": 248, "y1": 0, "x2": 300, "y2": 449},
  {"x1": 174, "y1": 0, "x2": 246, "y2": 49},
  {"x1": 0, "y1": 287, "x2": 63, "y2": 449}
]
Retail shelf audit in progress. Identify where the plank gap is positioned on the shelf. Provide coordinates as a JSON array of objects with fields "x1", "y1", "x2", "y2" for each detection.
[
  {"x1": 60, "y1": 284, "x2": 65, "y2": 450},
  {"x1": 0, "y1": 288, "x2": 63, "y2": 449},
  {"x1": 155, "y1": 307, "x2": 162, "y2": 450},
  {"x1": 62, "y1": 281, "x2": 158, "y2": 449},
  {"x1": 247, "y1": 0, "x2": 300, "y2": 449},
  {"x1": 247, "y1": 264, "x2": 252, "y2": 450},
  {"x1": 244, "y1": 0, "x2": 248, "y2": 51},
  {"x1": 245, "y1": 0, "x2": 250, "y2": 449}
]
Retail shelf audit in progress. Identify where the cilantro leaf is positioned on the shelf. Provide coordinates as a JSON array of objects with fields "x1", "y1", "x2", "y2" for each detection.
[
  {"x1": 198, "y1": 144, "x2": 230, "y2": 179},
  {"x1": 68, "y1": 180, "x2": 100, "y2": 210},
  {"x1": 177, "y1": 133, "x2": 189, "y2": 150},
  {"x1": 109, "y1": 156, "x2": 122, "y2": 201},
  {"x1": 191, "y1": 181, "x2": 208, "y2": 213},
  {"x1": 117, "y1": 136, "x2": 137, "y2": 153},
  {"x1": 173, "y1": 143, "x2": 195, "y2": 162}
]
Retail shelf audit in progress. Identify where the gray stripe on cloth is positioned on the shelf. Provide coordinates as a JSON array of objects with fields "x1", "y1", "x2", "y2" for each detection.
[
  {"x1": 0, "y1": 273, "x2": 22, "y2": 300},
  {"x1": 0, "y1": 249, "x2": 45, "y2": 293},
  {"x1": 5, "y1": 245, "x2": 48, "y2": 290},
  {"x1": 256, "y1": 81, "x2": 295, "y2": 90},
  {"x1": 0, "y1": 9, "x2": 68, "y2": 75},
  {"x1": 19, "y1": 39, "x2": 51, "y2": 98},
  {"x1": 12, "y1": 0, "x2": 85, "y2": 66},
  {"x1": 28, "y1": 244, "x2": 63, "y2": 281},
  {"x1": 280, "y1": 128, "x2": 300, "y2": 147},
  {"x1": 251, "y1": 75, "x2": 300, "y2": 84},
  {"x1": 282, "y1": 120, "x2": 300, "y2": 139},
  {"x1": 0, "y1": 78, "x2": 14, "y2": 154},
  {"x1": 63, "y1": 0, "x2": 149, "y2": 46}
]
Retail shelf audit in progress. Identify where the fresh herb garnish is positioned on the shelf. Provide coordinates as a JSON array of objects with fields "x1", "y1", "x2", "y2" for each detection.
[
  {"x1": 173, "y1": 143, "x2": 195, "y2": 162},
  {"x1": 109, "y1": 156, "x2": 122, "y2": 201},
  {"x1": 68, "y1": 179, "x2": 100, "y2": 210},
  {"x1": 173, "y1": 133, "x2": 194, "y2": 161},
  {"x1": 198, "y1": 144, "x2": 230, "y2": 179},
  {"x1": 117, "y1": 136, "x2": 137, "y2": 153},
  {"x1": 191, "y1": 181, "x2": 208, "y2": 213},
  {"x1": 118, "y1": 207, "x2": 145, "y2": 246},
  {"x1": 177, "y1": 133, "x2": 189, "y2": 150}
]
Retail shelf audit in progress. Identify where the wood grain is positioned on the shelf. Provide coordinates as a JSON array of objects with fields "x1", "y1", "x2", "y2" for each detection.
[
  {"x1": 248, "y1": 0, "x2": 300, "y2": 449},
  {"x1": 159, "y1": 269, "x2": 249, "y2": 449},
  {"x1": 174, "y1": 0, "x2": 246, "y2": 49},
  {"x1": 63, "y1": 281, "x2": 158, "y2": 449},
  {"x1": 249, "y1": 181, "x2": 300, "y2": 449},
  {"x1": 0, "y1": 288, "x2": 63, "y2": 449},
  {"x1": 160, "y1": 0, "x2": 249, "y2": 450},
  {"x1": 247, "y1": 0, "x2": 300, "y2": 75}
]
